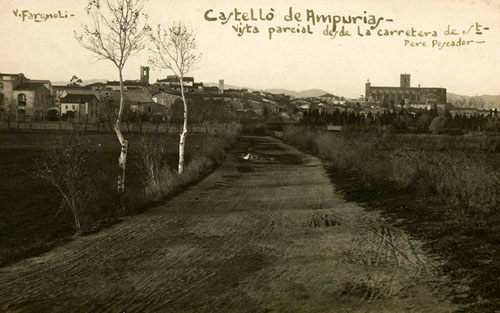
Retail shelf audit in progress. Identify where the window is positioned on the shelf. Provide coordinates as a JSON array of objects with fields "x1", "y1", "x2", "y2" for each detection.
[
  {"x1": 72, "y1": 105, "x2": 75, "y2": 110},
  {"x1": 65, "y1": 105, "x2": 68, "y2": 110},
  {"x1": 17, "y1": 93, "x2": 26, "y2": 106}
]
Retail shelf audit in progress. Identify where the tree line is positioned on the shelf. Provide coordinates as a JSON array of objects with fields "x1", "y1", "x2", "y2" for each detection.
[{"x1": 301, "y1": 107, "x2": 500, "y2": 133}]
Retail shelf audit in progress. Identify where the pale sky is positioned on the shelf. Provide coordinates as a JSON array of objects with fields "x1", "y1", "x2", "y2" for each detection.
[{"x1": 1, "y1": 0, "x2": 499, "y2": 97}]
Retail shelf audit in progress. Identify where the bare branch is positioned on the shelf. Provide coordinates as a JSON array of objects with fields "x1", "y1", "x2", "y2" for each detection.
[
  {"x1": 76, "y1": 0, "x2": 149, "y2": 70},
  {"x1": 148, "y1": 21, "x2": 201, "y2": 174},
  {"x1": 148, "y1": 22, "x2": 200, "y2": 80},
  {"x1": 75, "y1": 0, "x2": 149, "y2": 193}
]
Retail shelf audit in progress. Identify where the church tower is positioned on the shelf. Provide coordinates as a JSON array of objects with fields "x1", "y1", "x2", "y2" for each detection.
[
  {"x1": 140, "y1": 66, "x2": 150, "y2": 84},
  {"x1": 400, "y1": 73, "x2": 410, "y2": 88},
  {"x1": 365, "y1": 79, "x2": 371, "y2": 100}
]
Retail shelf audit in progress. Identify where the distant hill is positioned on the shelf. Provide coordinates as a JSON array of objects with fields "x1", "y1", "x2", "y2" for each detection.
[
  {"x1": 447, "y1": 92, "x2": 469, "y2": 103},
  {"x1": 265, "y1": 88, "x2": 332, "y2": 98},
  {"x1": 204, "y1": 83, "x2": 333, "y2": 99},
  {"x1": 480, "y1": 94, "x2": 500, "y2": 108},
  {"x1": 52, "y1": 79, "x2": 107, "y2": 86},
  {"x1": 448, "y1": 92, "x2": 500, "y2": 109},
  {"x1": 204, "y1": 82, "x2": 255, "y2": 91}
]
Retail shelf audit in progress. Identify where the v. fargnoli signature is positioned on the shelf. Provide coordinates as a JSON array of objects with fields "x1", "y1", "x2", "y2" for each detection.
[{"x1": 12, "y1": 9, "x2": 75, "y2": 22}]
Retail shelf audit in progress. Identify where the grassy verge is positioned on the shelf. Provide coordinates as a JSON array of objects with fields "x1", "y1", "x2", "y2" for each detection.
[
  {"x1": 39, "y1": 131, "x2": 239, "y2": 231},
  {"x1": 0, "y1": 130, "x2": 238, "y2": 267},
  {"x1": 129, "y1": 133, "x2": 237, "y2": 212},
  {"x1": 283, "y1": 125, "x2": 500, "y2": 312}
]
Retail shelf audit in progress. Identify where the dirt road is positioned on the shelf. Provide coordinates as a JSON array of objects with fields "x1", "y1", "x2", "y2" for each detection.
[{"x1": 0, "y1": 136, "x2": 456, "y2": 312}]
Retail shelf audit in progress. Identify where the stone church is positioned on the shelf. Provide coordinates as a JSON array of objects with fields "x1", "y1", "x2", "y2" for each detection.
[{"x1": 365, "y1": 74, "x2": 446, "y2": 108}]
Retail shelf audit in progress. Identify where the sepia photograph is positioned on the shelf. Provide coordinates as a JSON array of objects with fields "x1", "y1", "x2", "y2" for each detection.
[{"x1": 0, "y1": 0, "x2": 500, "y2": 312}]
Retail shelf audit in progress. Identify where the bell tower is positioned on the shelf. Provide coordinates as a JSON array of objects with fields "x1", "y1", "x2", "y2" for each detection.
[
  {"x1": 400, "y1": 73, "x2": 410, "y2": 88},
  {"x1": 140, "y1": 66, "x2": 150, "y2": 84},
  {"x1": 365, "y1": 79, "x2": 371, "y2": 100}
]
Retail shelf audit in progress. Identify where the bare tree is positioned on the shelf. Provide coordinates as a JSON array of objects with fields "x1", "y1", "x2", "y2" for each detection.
[
  {"x1": 75, "y1": 0, "x2": 149, "y2": 193},
  {"x1": 35, "y1": 135, "x2": 92, "y2": 232},
  {"x1": 3, "y1": 98, "x2": 18, "y2": 128},
  {"x1": 149, "y1": 22, "x2": 200, "y2": 174},
  {"x1": 469, "y1": 96, "x2": 486, "y2": 109}
]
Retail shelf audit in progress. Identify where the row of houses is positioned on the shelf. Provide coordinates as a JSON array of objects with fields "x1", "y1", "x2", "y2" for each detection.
[
  {"x1": 8, "y1": 69, "x2": 445, "y2": 124},
  {"x1": 153, "y1": 76, "x2": 296, "y2": 117},
  {"x1": 1, "y1": 66, "x2": 305, "y2": 123}
]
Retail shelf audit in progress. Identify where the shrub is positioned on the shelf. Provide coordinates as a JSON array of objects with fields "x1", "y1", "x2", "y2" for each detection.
[
  {"x1": 35, "y1": 134, "x2": 96, "y2": 232},
  {"x1": 429, "y1": 153, "x2": 500, "y2": 217},
  {"x1": 388, "y1": 149, "x2": 423, "y2": 188},
  {"x1": 201, "y1": 135, "x2": 228, "y2": 163},
  {"x1": 137, "y1": 136, "x2": 169, "y2": 197},
  {"x1": 283, "y1": 125, "x2": 317, "y2": 153},
  {"x1": 314, "y1": 132, "x2": 355, "y2": 168},
  {"x1": 137, "y1": 134, "x2": 236, "y2": 203}
]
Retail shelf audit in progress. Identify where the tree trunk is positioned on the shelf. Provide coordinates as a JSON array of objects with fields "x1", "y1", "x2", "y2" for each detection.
[
  {"x1": 178, "y1": 75, "x2": 188, "y2": 174},
  {"x1": 84, "y1": 113, "x2": 88, "y2": 134},
  {"x1": 115, "y1": 69, "x2": 128, "y2": 194}
]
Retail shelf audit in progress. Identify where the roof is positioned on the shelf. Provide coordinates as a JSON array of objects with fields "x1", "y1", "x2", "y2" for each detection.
[
  {"x1": 125, "y1": 90, "x2": 153, "y2": 103},
  {"x1": 369, "y1": 86, "x2": 446, "y2": 91},
  {"x1": 53, "y1": 85, "x2": 92, "y2": 90},
  {"x1": 106, "y1": 90, "x2": 154, "y2": 105},
  {"x1": 61, "y1": 94, "x2": 97, "y2": 103},
  {"x1": 106, "y1": 80, "x2": 148, "y2": 87},
  {"x1": 152, "y1": 91, "x2": 181, "y2": 97},
  {"x1": 29, "y1": 79, "x2": 52, "y2": 85},
  {"x1": 157, "y1": 76, "x2": 194, "y2": 83},
  {"x1": 291, "y1": 99, "x2": 311, "y2": 105},
  {"x1": 14, "y1": 82, "x2": 47, "y2": 91},
  {"x1": 0, "y1": 73, "x2": 24, "y2": 77}
]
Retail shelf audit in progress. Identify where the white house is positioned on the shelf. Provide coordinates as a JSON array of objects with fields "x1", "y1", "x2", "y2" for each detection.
[{"x1": 60, "y1": 94, "x2": 100, "y2": 122}]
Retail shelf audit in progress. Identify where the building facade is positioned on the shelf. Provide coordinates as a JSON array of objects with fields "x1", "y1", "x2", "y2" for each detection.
[
  {"x1": 60, "y1": 94, "x2": 100, "y2": 122},
  {"x1": 1, "y1": 73, "x2": 52, "y2": 121},
  {"x1": 156, "y1": 76, "x2": 203, "y2": 93},
  {"x1": 0, "y1": 73, "x2": 27, "y2": 106},
  {"x1": 365, "y1": 74, "x2": 447, "y2": 107},
  {"x1": 13, "y1": 83, "x2": 51, "y2": 121}
]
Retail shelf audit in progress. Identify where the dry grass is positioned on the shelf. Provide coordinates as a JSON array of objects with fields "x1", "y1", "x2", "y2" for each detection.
[
  {"x1": 35, "y1": 132, "x2": 238, "y2": 231},
  {"x1": 137, "y1": 134, "x2": 237, "y2": 204},
  {"x1": 284, "y1": 126, "x2": 500, "y2": 311},
  {"x1": 284, "y1": 125, "x2": 500, "y2": 218}
]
